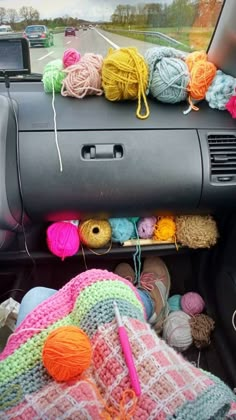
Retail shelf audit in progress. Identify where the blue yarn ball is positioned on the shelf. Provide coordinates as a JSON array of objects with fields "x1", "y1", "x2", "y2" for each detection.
[
  {"x1": 205, "y1": 70, "x2": 236, "y2": 111},
  {"x1": 145, "y1": 47, "x2": 189, "y2": 104},
  {"x1": 109, "y1": 218, "x2": 136, "y2": 243},
  {"x1": 168, "y1": 294, "x2": 182, "y2": 312}
]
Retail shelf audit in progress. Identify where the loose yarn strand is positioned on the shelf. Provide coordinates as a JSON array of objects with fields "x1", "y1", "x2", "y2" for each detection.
[
  {"x1": 130, "y1": 49, "x2": 150, "y2": 120},
  {"x1": 51, "y1": 73, "x2": 63, "y2": 172}
]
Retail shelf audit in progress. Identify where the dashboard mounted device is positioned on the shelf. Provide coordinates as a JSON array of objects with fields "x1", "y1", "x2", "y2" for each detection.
[{"x1": 0, "y1": 36, "x2": 31, "y2": 77}]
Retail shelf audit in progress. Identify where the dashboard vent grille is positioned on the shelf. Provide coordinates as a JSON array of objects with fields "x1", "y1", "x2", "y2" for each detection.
[{"x1": 208, "y1": 134, "x2": 236, "y2": 179}]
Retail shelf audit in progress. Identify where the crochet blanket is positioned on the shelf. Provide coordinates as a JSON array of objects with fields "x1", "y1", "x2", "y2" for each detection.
[{"x1": 0, "y1": 269, "x2": 235, "y2": 419}]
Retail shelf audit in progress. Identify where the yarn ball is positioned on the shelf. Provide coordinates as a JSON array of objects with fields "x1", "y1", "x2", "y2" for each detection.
[
  {"x1": 42, "y1": 326, "x2": 92, "y2": 382},
  {"x1": 137, "y1": 217, "x2": 157, "y2": 239},
  {"x1": 109, "y1": 218, "x2": 136, "y2": 243},
  {"x1": 153, "y1": 216, "x2": 176, "y2": 241},
  {"x1": 176, "y1": 215, "x2": 219, "y2": 249},
  {"x1": 63, "y1": 48, "x2": 81, "y2": 68},
  {"x1": 128, "y1": 217, "x2": 140, "y2": 224},
  {"x1": 163, "y1": 311, "x2": 193, "y2": 352},
  {"x1": 168, "y1": 294, "x2": 182, "y2": 312},
  {"x1": 61, "y1": 53, "x2": 103, "y2": 99},
  {"x1": 181, "y1": 292, "x2": 205, "y2": 316},
  {"x1": 102, "y1": 47, "x2": 149, "y2": 119},
  {"x1": 185, "y1": 51, "x2": 217, "y2": 101},
  {"x1": 205, "y1": 70, "x2": 236, "y2": 111},
  {"x1": 42, "y1": 59, "x2": 66, "y2": 93},
  {"x1": 79, "y1": 219, "x2": 112, "y2": 249},
  {"x1": 145, "y1": 46, "x2": 189, "y2": 103},
  {"x1": 47, "y1": 221, "x2": 80, "y2": 260},
  {"x1": 189, "y1": 314, "x2": 215, "y2": 349},
  {"x1": 185, "y1": 50, "x2": 207, "y2": 72},
  {"x1": 226, "y1": 94, "x2": 236, "y2": 118}
]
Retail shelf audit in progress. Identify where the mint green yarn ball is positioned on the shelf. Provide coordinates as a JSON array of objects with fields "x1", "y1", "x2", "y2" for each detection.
[
  {"x1": 42, "y1": 59, "x2": 65, "y2": 93},
  {"x1": 168, "y1": 294, "x2": 182, "y2": 312},
  {"x1": 128, "y1": 217, "x2": 140, "y2": 224}
]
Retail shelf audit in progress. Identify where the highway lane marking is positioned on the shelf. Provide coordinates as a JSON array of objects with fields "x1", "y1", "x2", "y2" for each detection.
[
  {"x1": 38, "y1": 51, "x2": 54, "y2": 61},
  {"x1": 94, "y1": 29, "x2": 119, "y2": 49},
  {"x1": 66, "y1": 41, "x2": 71, "y2": 44}
]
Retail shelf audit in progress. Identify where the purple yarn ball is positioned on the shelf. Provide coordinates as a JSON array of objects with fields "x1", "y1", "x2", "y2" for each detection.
[
  {"x1": 137, "y1": 217, "x2": 157, "y2": 239},
  {"x1": 181, "y1": 292, "x2": 205, "y2": 316}
]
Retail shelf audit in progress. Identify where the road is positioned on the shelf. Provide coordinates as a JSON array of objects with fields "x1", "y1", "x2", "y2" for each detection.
[{"x1": 30, "y1": 28, "x2": 161, "y2": 73}]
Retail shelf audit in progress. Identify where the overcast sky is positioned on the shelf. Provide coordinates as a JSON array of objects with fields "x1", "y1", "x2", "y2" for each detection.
[{"x1": 0, "y1": 0, "x2": 172, "y2": 21}]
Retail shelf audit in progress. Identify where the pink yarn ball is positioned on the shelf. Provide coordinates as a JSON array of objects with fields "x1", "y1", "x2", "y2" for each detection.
[
  {"x1": 63, "y1": 48, "x2": 81, "y2": 68},
  {"x1": 47, "y1": 222, "x2": 80, "y2": 260},
  {"x1": 137, "y1": 217, "x2": 157, "y2": 239},
  {"x1": 181, "y1": 292, "x2": 205, "y2": 316}
]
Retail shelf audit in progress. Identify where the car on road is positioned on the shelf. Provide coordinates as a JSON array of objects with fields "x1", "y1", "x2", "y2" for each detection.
[
  {"x1": 65, "y1": 27, "x2": 76, "y2": 36},
  {"x1": 23, "y1": 25, "x2": 54, "y2": 47},
  {"x1": 0, "y1": 25, "x2": 13, "y2": 34}
]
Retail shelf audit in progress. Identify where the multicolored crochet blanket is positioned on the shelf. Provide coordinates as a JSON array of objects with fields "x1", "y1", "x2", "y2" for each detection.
[{"x1": 0, "y1": 269, "x2": 235, "y2": 419}]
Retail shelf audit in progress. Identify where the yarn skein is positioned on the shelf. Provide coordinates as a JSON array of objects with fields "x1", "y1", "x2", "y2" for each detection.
[
  {"x1": 61, "y1": 53, "x2": 103, "y2": 99},
  {"x1": 47, "y1": 221, "x2": 80, "y2": 260},
  {"x1": 42, "y1": 59, "x2": 66, "y2": 93},
  {"x1": 109, "y1": 218, "x2": 136, "y2": 243},
  {"x1": 63, "y1": 48, "x2": 81, "y2": 68},
  {"x1": 137, "y1": 217, "x2": 157, "y2": 239},
  {"x1": 168, "y1": 294, "x2": 182, "y2": 312},
  {"x1": 176, "y1": 215, "x2": 219, "y2": 249},
  {"x1": 181, "y1": 292, "x2": 205, "y2": 316},
  {"x1": 206, "y1": 70, "x2": 236, "y2": 111},
  {"x1": 189, "y1": 314, "x2": 215, "y2": 349},
  {"x1": 79, "y1": 219, "x2": 112, "y2": 249},
  {"x1": 226, "y1": 93, "x2": 236, "y2": 118},
  {"x1": 145, "y1": 46, "x2": 189, "y2": 103},
  {"x1": 185, "y1": 51, "x2": 217, "y2": 112},
  {"x1": 42, "y1": 326, "x2": 92, "y2": 382},
  {"x1": 102, "y1": 47, "x2": 150, "y2": 119},
  {"x1": 163, "y1": 311, "x2": 193, "y2": 352},
  {"x1": 153, "y1": 216, "x2": 176, "y2": 241}
]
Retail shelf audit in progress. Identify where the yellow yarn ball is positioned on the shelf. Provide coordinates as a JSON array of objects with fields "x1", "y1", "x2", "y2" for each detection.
[
  {"x1": 153, "y1": 216, "x2": 176, "y2": 241},
  {"x1": 102, "y1": 47, "x2": 150, "y2": 119},
  {"x1": 42, "y1": 326, "x2": 92, "y2": 382},
  {"x1": 79, "y1": 219, "x2": 112, "y2": 248}
]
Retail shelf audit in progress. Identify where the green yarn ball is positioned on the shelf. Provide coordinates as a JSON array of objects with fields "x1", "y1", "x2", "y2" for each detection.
[
  {"x1": 42, "y1": 59, "x2": 65, "y2": 93},
  {"x1": 168, "y1": 294, "x2": 182, "y2": 312},
  {"x1": 128, "y1": 217, "x2": 140, "y2": 224}
]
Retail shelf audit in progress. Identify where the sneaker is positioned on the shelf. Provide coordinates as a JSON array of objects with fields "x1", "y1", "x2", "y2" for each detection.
[
  {"x1": 139, "y1": 257, "x2": 171, "y2": 333},
  {"x1": 114, "y1": 262, "x2": 135, "y2": 283}
]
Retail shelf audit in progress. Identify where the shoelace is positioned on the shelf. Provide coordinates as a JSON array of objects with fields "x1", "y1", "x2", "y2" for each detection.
[{"x1": 139, "y1": 272, "x2": 164, "y2": 292}]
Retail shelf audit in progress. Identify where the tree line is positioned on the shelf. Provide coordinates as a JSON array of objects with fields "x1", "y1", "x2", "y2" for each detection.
[
  {"x1": 110, "y1": 0, "x2": 223, "y2": 28},
  {"x1": 0, "y1": 5, "x2": 85, "y2": 29}
]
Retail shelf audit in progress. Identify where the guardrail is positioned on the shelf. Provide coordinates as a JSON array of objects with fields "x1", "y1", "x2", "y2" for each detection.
[{"x1": 107, "y1": 28, "x2": 187, "y2": 48}]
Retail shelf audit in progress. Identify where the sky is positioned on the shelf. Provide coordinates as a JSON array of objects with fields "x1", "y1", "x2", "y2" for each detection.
[{"x1": 0, "y1": 0, "x2": 172, "y2": 21}]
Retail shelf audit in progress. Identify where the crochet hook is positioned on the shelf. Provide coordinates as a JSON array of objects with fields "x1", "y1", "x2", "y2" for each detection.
[{"x1": 113, "y1": 300, "x2": 141, "y2": 396}]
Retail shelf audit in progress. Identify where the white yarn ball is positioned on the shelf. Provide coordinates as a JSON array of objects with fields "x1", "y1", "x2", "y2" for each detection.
[{"x1": 163, "y1": 311, "x2": 192, "y2": 352}]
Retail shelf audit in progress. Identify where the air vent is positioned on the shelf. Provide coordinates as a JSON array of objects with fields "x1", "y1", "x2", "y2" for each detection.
[{"x1": 208, "y1": 134, "x2": 236, "y2": 182}]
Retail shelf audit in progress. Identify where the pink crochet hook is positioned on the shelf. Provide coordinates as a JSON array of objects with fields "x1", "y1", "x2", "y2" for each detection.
[{"x1": 113, "y1": 300, "x2": 141, "y2": 397}]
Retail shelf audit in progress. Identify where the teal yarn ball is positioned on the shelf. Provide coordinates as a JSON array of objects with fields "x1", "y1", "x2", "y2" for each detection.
[
  {"x1": 109, "y1": 218, "x2": 136, "y2": 243},
  {"x1": 145, "y1": 46, "x2": 189, "y2": 104},
  {"x1": 168, "y1": 294, "x2": 182, "y2": 312},
  {"x1": 42, "y1": 59, "x2": 66, "y2": 93},
  {"x1": 128, "y1": 217, "x2": 140, "y2": 224},
  {"x1": 206, "y1": 70, "x2": 236, "y2": 111}
]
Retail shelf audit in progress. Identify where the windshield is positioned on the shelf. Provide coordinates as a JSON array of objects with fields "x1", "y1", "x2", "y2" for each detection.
[
  {"x1": 25, "y1": 25, "x2": 45, "y2": 33},
  {"x1": 0, "y1": 0, "x2": 224, "y2": 75}
]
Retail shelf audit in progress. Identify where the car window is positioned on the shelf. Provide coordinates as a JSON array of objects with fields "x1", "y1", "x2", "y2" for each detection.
[
  {"x1": 25, "y1": 26, "x2": 45, "y2": 33},
  {"x1": 0, "y1": 0, "x2": 224, "y2": 75}
]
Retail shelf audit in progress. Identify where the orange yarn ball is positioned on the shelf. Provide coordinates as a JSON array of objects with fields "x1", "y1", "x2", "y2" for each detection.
[
  {"x1": 185, "y1": 50, "x2": 207, "y2": 72},
  {"x1": 42, "y1": 326, "x2": 92, "y2": 382},
  {"x1": 185, "y1": 51, "x2": 217, "y2": 101}
]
